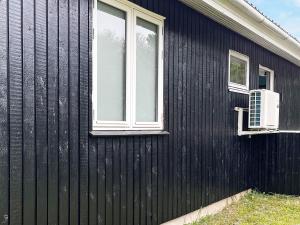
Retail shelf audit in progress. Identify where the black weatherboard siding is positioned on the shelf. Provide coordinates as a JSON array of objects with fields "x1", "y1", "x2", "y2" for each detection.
[{"x1": 0, "y1": 0, "x2": 300, "y2": 225}]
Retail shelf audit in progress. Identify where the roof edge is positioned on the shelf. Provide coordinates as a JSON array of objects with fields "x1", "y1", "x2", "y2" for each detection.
[{"x1": 180, "y1": 0, "x2": 300, "y2": 67}]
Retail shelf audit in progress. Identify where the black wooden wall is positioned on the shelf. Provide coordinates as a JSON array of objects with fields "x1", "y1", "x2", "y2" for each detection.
[{"x1": 0, "y1": 0, "x2": 300, "y2": 225}]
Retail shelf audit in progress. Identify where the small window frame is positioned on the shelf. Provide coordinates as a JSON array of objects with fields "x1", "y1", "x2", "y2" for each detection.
[
  {"x1": 92, "y1": 0, "x2": 132, "y2": 130},
  {"x1": 259, "y1": 65, "x2": 274, "y2": 91},
  {"x1": 228, "y1": 50, "x2": 250, "y2": 94},
  {"x1": 92, "y1": 0, "x2": 165, "y2": 131},
  {"x1": 132, "y1": 10, "x2": 164, "y2": 130}
]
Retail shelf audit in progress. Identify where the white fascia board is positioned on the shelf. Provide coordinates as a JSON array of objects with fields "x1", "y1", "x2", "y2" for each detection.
[{"x1": 179, "y1": 0, "x2": 300, "y2": 67}]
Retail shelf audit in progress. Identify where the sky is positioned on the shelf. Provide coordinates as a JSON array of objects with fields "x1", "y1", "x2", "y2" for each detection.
[{"x1": 247, "y1": 0, "x2": 300, "y2": 40}]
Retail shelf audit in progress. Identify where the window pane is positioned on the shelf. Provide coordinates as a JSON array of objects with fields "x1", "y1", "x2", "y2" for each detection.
[
  {"x1": 136, "y1": 18, "x2": 158, "y2": 122},
  {"x1": 259, "y1": 75, "x2": 267, "y2": 89},
  {"x1": 97, "y1": 2, "x2": 126, "y2": 121},
  {"x1": 259, "y1": 69, "x2": 270, "y2": 90},
  {"x1": 230, "y1": 55, "x2": 247, "y2": 86}
]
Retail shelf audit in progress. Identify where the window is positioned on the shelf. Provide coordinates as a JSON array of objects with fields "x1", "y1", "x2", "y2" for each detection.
[
  {"x1": 92, "y1": 0, "x2": 164, "y2": 130},
  {"x1": 259, "y1": 65, "x2": 274, "y2": 91},
  {"x1": 228, "y1": 50, "x2": 250, "y2": 94}
]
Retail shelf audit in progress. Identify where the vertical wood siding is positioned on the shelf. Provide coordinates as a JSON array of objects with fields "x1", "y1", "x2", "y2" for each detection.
[
  {"x1": 47, "y1": 1, "x2": 59, "y2": 225},
  {"x1": 0, "y1": 0, "x2": 300, "y2": 225},
  {"x1": 23, "y1": 0, "x2": 36, "y2": 224},
  {"x1": 9, "y1": 0, "x2": 23, "y2": 224},
  {"x1": 0, "y1": 0, "x2": 8, "y2": 224}
]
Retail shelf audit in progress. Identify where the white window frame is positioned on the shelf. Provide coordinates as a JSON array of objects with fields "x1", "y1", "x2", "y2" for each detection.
[
  {"x1": 92, "y1": 0, "x2": 165, "y2": 131},
  {"x1": 228, "y1": 50, "x2": 250, "y2": 94},
  {"x1": 259, "y1": 65, "x2": 274, "y2": 91}
]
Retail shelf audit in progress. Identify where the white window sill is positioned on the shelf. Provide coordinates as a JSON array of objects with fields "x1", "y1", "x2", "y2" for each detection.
[
  {"x1": 228, "y1": 86, "x2": 249, "y2": 95},
  {"x1": 89, "y1": 130, "x2": 170, "y2": 136}
]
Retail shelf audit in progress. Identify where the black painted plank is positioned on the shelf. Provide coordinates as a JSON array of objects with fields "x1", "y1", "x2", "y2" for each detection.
[
  {"x1": 89, "y1": 138, "x2": 97, "y2": 225},
  {"x1": 157, "y1": 136, "x2": 164, "y2": 224},
  {"x1": 194, "y1": 12, "x2": 201, "y2": 209},
  {"x1": 181, "y1": 6, "x2": 188, "y2": 214},
  {"x1": 46, "y1": 0, "x2": 60, "y2": 222},
  {"x1": 162, "y1": 137, "x2": 169, "y2": 222},
  {"x1": 202, "y1": 17, "x2": 209, "y2": 206},
  {"x1": 112, "y1": 138, "x2": 121, "y2": 225},
  {"x1": 177, "y1": 3, "x2": 184, "y2": 215},
  {"x1": 145, "y1": 137, "x2": 152, "y2": 225},
  {"x1": 140, "y1": 138, "x2": 146, "y2": 225},
  {"x1": 151, "y1": 137, "x2": 158, "y2": 225},
  {"x1": 189, "y1": 9, "x2": 196, "y2": 211},
  {"x1": 58, "y1": 0, "x2": 70, "y2": 223},
  {"x1": 126, "y1": 137, "x2": 134, "y2": 225},
  {"x1": 69, "y1": 0, "x2": 79, "y2": 224},
  {"x1": 214, "y1": 24, "x2": 221, "y2": 201},
  {"x1": 210, "y1": 18, "x2": 218, "y2": 200},
  {"x1": 0, "y1": 0, "x2": 8, "y2": 223},
  {"x1": 283, "y1": 135, "x2": 289, "y2": 193},
  {"x1": 105, "y1": 138, "x2": 113, "y2": 225},
  {"x1": 295, "y1": 136, "x2": 300, "y2": 194},
  {"x1": 133, "y1": 137, "x2": 140, "y2": 225},
  {"x1": 185, "y1": 7, "x2": 192, "y2": 212},
  {"x1": 197, "y1": 16, "x2": 205, "y2": 208},
  {"x1": 9, "y1": 0, "x2": 23, "y2": 224},
  {"x1": 47, "y1": 0, "x2": 59, "y2": 224},
  {"x1": 210, "y1": 23, "x2": 216, "y2": 203},
  {"x1": 79, "y1": 0, "x2": 89, "y2": 223},
  {"x1": 120, "y1": 138, "x2": 127, "y2": 225},
  {"x1": 35, "y1": 0, "x2": 48, "y2": 224},
  {"x1": 173, "y1": 1, "x2": 180, "y2": 217},
  {"x1": 287, "y1": 135, "x2": 293, "y2": 194},
  {"x1": 22, "y1": 0, "x2": 36, "y2": 224},
  {"x1": 215, "y1": 21, "x2": 222, "y2": 197},
  {"x1": 220, "y1": 27, "x2": 228, "y2": 200},
  {"x1": 167, "y1": 0, "x2": 175, "y2": 220},
  {"x1": 98, "y1": 138, "x2": 106, "y2": 225}
]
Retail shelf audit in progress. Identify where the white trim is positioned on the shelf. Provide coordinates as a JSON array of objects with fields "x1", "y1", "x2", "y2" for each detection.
[
  {"x1": 179, "y1": 0, "x2": 300, "y2": 67},
  {"x1": 235, "y1": 107, "x2": 300, "y2": 136},
  {"x1": 259, "y1": 65, "x2": 274, "y2": 91},
  {"x1": 120, "y1": 0, "x2": 165, "y2": 20},
  {"x1": 228, "y1": 86, "x2": 249, "y2": 95},
  {"x1": 161, "y1": 189, "x2": 251, "y2": 225},
  {"x1": 228, "y1": 50, "x2": 250, "y2": 94},
  {"x1": 92, "y1": 0, "x2": 164, "y2": 131}
]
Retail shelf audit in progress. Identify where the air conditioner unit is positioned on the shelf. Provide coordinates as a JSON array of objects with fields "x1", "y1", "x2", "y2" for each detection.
[{"x1": 248, "y1": 89, "x2": 279, "y2": 130}]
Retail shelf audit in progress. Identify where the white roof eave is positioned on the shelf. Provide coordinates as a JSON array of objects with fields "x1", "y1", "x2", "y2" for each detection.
[{"x1": 179, "y1": 0, "x2": 300, "y2": 67}]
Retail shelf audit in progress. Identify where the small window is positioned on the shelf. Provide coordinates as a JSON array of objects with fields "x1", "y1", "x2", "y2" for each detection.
[
  {"x1": 259, "y1": 65, "x2": 274, "y2": 91},
  {"x1": 92, "y1": 0, "x2": 164, "y2": 130},
  {"x1": 228, "y1": 50, "x2": 250, "y2": 94}
]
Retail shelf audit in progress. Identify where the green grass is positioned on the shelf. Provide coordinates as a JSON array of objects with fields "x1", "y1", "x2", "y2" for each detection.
[{"x1": 189, "y1": 191, "x2": 300, "y2": 225}]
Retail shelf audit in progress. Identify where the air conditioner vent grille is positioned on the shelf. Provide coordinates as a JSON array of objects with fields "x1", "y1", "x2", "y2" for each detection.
[{"x1": 249, "y1": 91, "x2": 261, "y2": 127}]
